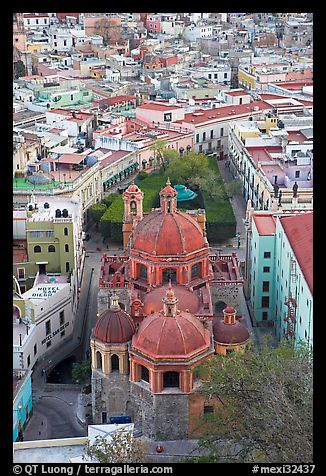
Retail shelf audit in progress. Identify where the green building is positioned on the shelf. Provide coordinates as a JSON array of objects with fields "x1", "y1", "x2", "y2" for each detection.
[
  {"x1": 33, "y1": 86, "x2": 93, "y2": 110},
  {"x1": 245, "y1": 208, "x2": 313, "y2": 347}
]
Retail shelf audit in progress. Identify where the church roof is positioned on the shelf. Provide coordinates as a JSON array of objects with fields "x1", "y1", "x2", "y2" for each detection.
[
  {"x1": 93, "y1": 303, "x2": 136, "y2": 344},
  {"x1": 132, "y1": 308, "x2": 211, "y2": 360},
  {"x1": 142, "y1": 284, "x2": 200, "y2": 315},
  {"x1": 131, "y1": 209, "x2": 207, "y2": 256},
  {"x1": 212, "y1": 316, "x2": 250, "y2": 345}
]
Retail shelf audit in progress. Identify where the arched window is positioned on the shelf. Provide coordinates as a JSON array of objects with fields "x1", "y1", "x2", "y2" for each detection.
[
  {"x1": 163, "y1": 371, "x2": 179, "y2": 388},
  {"x1": 162, "y1": 268, "x2": 176, "y2": 284},
  {"x1": 96, "y1": 351, "x2": 102, "y2": 370},
  {"x1": 215, "y1": 301, "x2": 227, "y2": 313},
  {"x1": 111, "y1": 354, "x2": 119, "y2": 372},
  {"x1": 64, "y1": 227, "x2": 68, "y2": 236},
  {"x1": 141, "y1": 365, "x2": 149, "y2": 383},
  {"x1": 139, "y1": 264, "x2": 147, "y2": 280},
  {"x1": 191, "y1": 263, "x2": 201, "y2": 279},
  {"x1": 48, "y1": 245, "x2": 55, "y2": 253},
  {"x1": 64, "y1": 244, "x2": 69, "y2": 252},
  {"x1": 130, "y1": 200, "x2": 137, "y2": 215},
  {"x1": 34, "y1": 245, "x2": 41, "y2": 253}
]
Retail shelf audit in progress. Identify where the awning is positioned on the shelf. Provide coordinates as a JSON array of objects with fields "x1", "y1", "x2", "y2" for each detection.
[{"x1": 131, "y1": 162, "x2": 138, "y2": 168}]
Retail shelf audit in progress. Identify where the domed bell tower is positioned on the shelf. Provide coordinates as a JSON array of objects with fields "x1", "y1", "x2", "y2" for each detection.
[
  {"x1": 160, "y1": 178, "x2": 177, "y2": 214},
  {"x1": 122, "y1": 180, "x2": 144, "y2": 250}
]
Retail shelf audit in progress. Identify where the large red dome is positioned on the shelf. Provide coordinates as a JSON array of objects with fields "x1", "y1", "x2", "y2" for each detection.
[
  {"x1": 132, "y1": 309, "x2": 211, "y2": 360},
  {"x1": 131, "y1": 210, "x2": 207, "y2": 256},
  {"x1": 93, "y1": 306, "x2": 136, "y2": 344}
]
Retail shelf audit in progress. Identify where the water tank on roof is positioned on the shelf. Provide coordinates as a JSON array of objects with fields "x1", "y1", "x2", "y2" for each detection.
[
  {"x1": 44, "y1": 202, "x2": 50, "y2": 209},
  {"x1": 55, "y1": 209, "x2": 62, "y2": 218},
  {"x1": 62, "y1": 209, "x2": 68, "y2": 218},
  {"x1": 28, "y1": 205, "x2": 34, "y2": 211}
]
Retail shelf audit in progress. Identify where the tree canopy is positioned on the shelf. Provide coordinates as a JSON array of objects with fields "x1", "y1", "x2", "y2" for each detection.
[
  {"x1": 85, "y1": 430, "x2": 147, "y2": 463},
  {"x1": 72, "y1": 359, "x2": 91, "y2": 385},
  {"x1": 193, "y1": 339, "x2": 313, "y2": 463},
  {"x1": 89, "y1": 203, "x2": 107, "y2": 226}
]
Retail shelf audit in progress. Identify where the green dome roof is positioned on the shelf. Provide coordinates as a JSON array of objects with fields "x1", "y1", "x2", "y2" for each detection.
[{"x1": 174, "y1": 184, "x2": 197, "y2": 202}]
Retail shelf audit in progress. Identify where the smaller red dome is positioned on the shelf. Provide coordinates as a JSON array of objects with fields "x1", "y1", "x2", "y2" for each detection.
[
  {"x1": 93, "y1": 305, "x2": 136, "y2": 344},
  {"x1": 213, "y1": 317, "x2": 250, "y2": 345},
  {"x1": 223, "y1": 305, "x2": 236, "y2": 314},
  {"x1": 124, "y1": 179, "x2": 141, "y2": 194}
]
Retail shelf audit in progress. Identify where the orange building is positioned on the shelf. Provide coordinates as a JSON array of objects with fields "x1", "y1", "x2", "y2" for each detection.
[{"x1": 91, "y1": 181, "x2": 250, "y2": 438}]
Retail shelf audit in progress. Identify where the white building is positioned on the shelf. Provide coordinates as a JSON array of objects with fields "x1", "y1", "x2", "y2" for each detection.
[
  {"x1": 13, "y1": 275, "x2": 74, "y2": 370},
  {"x1": 183, "y1": 24, "x2": 213, "y2": 42},
  {"x1": 187, "y1": 64, "x2": 231, "y2": 84},
  {"x1": 50, "y1": 29, "x2": 74, "y2": 53},
  {"x1": 23, "y1": 13, "x2": 50, "y2": 30}
]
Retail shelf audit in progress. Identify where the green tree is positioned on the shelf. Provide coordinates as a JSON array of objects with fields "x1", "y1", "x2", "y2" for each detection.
[
  {"x1": 89, "y1": 203, "x2": 107, "y2": 229},
  {"x1": 225, "y1": 179, "x2": 243, "y2": 198},
  {"x1": 72, "y1": 359, "x2": 91, "y2": 385},
  {"x1": 14, "y1": 60, "x2": 26, "y2": 79},
  {"x1": 189, "y1": 173, "x2": 226, "y2": 201},
  {"x1": 149, "y1": 139, "x2": 168, "y2": 170},
  {"x1": 85, "y1": 430, "x2": 147, "y2": 463},
  {"x1": 164, "y1": 152, "x2": 209, "y2": 184},
  {"x1": 193, "y1": 340, "x2": 313, "y2": 463}
]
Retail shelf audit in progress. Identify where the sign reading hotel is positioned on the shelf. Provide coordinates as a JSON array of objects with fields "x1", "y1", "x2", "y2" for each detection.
[{"x1": 31, "y1": 285, "x2": 61, "y2": 298}]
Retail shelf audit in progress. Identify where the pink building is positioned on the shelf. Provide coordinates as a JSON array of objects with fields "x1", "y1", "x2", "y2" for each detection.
[{"x1": 136, "y1": 101, "x2": 185, "y2": 125}]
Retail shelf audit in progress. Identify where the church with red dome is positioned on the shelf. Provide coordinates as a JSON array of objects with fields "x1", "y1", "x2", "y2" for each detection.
[{"x1": 91, "y1": 179, "x2": 250, "y2": 438}]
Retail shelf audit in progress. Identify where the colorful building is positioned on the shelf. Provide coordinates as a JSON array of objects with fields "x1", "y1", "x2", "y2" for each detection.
[
  {"x1": 13, "y1": 369, "x2": 33, "y2": 442},
  {"x1": 245, "y1": 207, "x2": 313, "y2": 347},
  {"x1": 13, "y1": 195, "x2": 84, "y2": 311},
  {"x1": 228, "y1": 114, "x2": 313, "y2": 211}
]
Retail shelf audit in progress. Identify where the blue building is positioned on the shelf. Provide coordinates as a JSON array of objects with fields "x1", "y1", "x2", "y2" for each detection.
[
  {"x1": 13, "y1": 369, "x2": 33, "y2": 442},
  {"x1": 245, "y1": 207, "x2": 313, "y2": 347}
]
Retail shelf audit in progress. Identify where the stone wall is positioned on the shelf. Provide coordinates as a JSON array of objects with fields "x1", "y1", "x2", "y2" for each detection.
[
  {"x1": 91, "y1": 370, "x2": 131, "y2": 424},
  {"x1": 130, "y1": 381, "x2": 189, "y2": 439},
  {"x1": 210, "y1": 284, "x2": 242, "y2": 315},
  {"x1": 97, "y1": 287, "x2": 131, "y2": 315}
]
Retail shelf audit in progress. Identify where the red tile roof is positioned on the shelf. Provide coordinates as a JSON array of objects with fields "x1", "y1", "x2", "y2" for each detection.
[
  {"x1": 279, "y1": 212, "x2": 313, "y2": 294},
  {"x1": 225, "y1": 90, "x2": 249, "y2": 96},
  {"x1": 276, "y1": 81, "x2": 313, "y2": 90},
  {"x1": 246, "y1": 146, "x2": 283, "y2": 166},
  {"x1": 181, "y1": 100, "x2": 272, "y2": 125},
  {"x1": 137, "y1": 102, "x2": 183, "y2": 111},
  {"x1": 56, "y1": 153, "x2": 86, "y2": 164},
  {"x1": 287, "y1": 130, "x2": 309, "y2": 143},
  {"x1": 253, "y1": 214, "x2": 276, "y2": 236},
  {"x1": 100, "y1": 150, "x2": 132, "y2": 169},
  {"x1": 97, "y1": 95, "x2": 136, "y2": 106}
]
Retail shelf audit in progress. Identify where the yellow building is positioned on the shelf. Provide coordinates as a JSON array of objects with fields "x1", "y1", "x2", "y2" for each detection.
[
  {"x1": 27, "y1": 42, "x2": 51, "y2": 54},
  {"x1": 238, "y1": 65, "x2": 256, "y2": 91}
]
